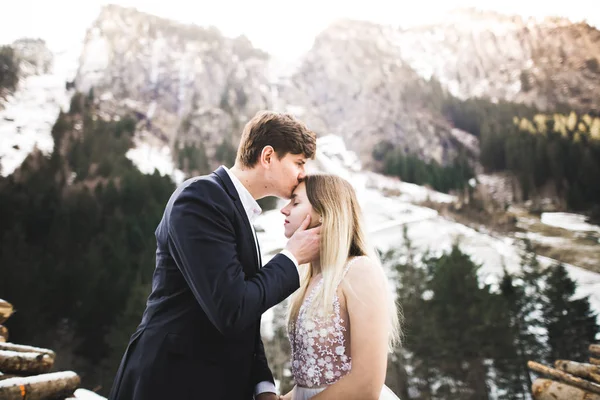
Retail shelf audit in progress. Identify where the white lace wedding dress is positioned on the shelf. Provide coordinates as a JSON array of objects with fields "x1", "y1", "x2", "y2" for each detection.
[{"x1": 287, "y1": 257, "x2": 400, "y2": 400}]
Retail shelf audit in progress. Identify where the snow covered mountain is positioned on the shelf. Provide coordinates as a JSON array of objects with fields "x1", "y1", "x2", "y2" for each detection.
[
  {"x1": 0, "y1": 41, "x2": 76, "y2": 176},
  {"x1": 75, "y1": 4, "x2": 273, "y2": 167},
  {"x1": 1, "y1": 5, "x2": 598, "y2": 316},
  {"x1": 394, "y1": 9, "x2": 600, "y2": 111},
  {"x1": 4, "y1": 5, "x2": 600, "y2": 176}
]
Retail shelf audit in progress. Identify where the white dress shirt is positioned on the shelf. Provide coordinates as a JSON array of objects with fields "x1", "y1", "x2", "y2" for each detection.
[{"x1": 223, "y1": 166, "x2": 298, "y2": 397}]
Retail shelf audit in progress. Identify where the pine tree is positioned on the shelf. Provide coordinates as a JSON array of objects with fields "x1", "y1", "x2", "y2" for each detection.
[
  {"x1": 577, "y1": 148, "x2": 600, "y2": 207},
  {"x1": 495, "y1": 270, "x2": 536, "y2": 400},
  {"x1": 385, "y1": 226, "x2": 421, "y2": 399},
  {"x1": 0, "y1": 96, "x2": 176, "y2": 396},
  {"x1": 103, "y1": 274, "x2": 152, "y2": 390},
  {"x1": 543, "y1": 263, "x2": 599, "y2": 363},
  {"x1": 0, "y1": 46, "x2": 20, "y2": 97},
  {"x1": 423, "y1": 245, "x2": 496, "y2": 400},
  {"x1": 516, "y1": 240, "x2": 549, "y2": 362},
  {"x1": 215, "y1": 138, "x2": 237, "y2": 166}
]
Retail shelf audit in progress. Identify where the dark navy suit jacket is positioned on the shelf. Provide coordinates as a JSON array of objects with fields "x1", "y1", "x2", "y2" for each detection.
[{"x1": 108, "y1": 166, "x2": 300, "y2": 400}]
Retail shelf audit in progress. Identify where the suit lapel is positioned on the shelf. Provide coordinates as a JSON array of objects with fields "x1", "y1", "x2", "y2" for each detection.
[
  {"x1": 254, "y1": 227, "x2": 262, "y2": 268},
  {"x1": 213, "y1": 167, "x2": 260, "y2": 271}
]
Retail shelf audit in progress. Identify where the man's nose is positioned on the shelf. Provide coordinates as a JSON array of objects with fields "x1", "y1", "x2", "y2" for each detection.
[{"x1": 298, "y1": 169, "x2": 306, "y2": 180}]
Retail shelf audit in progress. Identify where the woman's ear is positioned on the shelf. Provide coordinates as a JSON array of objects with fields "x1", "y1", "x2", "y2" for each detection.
[{"x1": 313, "y1": 215, "x2": 322, "y2": 228}]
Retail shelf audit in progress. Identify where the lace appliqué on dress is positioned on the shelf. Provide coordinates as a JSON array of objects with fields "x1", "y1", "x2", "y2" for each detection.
[{"x1": 289, "y1": 257, "x2": 363, "y2": 388}]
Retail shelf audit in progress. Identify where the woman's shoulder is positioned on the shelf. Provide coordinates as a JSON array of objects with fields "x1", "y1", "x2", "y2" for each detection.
[{"x1": 340, "y1": 256, "x2": 387, "y2": 298}]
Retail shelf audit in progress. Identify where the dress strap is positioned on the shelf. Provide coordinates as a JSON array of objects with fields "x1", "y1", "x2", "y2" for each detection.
[{"x1": 342, "y1": 255, "x2": 367, "y2": 277}]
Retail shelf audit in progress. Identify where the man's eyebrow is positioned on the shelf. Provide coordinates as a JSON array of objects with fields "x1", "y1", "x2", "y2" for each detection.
[{"x1": 290, "y1": 193, "x2": 297, "y2": 199}]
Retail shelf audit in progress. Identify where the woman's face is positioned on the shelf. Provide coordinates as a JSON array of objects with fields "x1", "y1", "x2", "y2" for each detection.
[{"x1": 280, "y1": 182, "x2": 321, "y2": 239}]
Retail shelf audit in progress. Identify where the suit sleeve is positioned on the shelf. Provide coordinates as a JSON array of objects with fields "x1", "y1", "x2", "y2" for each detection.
[
  {"x1": 252, "y1": 333, "x2": 275, "y2": 387},
  {"x1": 167, "y1": 180, "x2": 300, "y2": 336}
]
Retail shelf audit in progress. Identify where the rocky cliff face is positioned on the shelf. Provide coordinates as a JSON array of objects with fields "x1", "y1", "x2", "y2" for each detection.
[
  {"x1": 12, "y1": 38, "x2": 54, "y2": 76},
  {"x1": 0, "y1": 39, "x2": 53, "y2": 105},
  {"x1": 394, "y1": 9, "x2": 600, "y2": 112},
  {"x1": 75, "y1": 5, "x2": 273, "y2": 161},
  {"x1": 277, "y1": 11, "x2": 600, "y2": 164},
  {"x1": 277, "y1": 20, "x2": 462, "y2": 166},
  {"x1": 73, "y1": 5, "x2": 600, "y2": 169}
]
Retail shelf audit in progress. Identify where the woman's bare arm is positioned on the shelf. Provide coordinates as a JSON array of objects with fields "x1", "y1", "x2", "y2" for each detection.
[{"x1": 310, "y1": 257, "x2": 390, "y2": 400}]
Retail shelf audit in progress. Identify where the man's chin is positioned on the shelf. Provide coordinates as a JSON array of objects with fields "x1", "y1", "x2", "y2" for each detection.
[
  {"x1": 271, "y1": 188, "x2": 292, "y2": 200},
  {"x1": 286, "y1": 185, "x2": 298, "y2": 199}
]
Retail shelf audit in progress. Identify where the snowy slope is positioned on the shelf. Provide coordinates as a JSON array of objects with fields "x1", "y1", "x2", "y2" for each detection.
[
  {"x1": 255, "y1": 135, "x2": 600, "y2": 331},
  {"x1": 0, "y1": 48, "x2": 76, "y2": 176}
]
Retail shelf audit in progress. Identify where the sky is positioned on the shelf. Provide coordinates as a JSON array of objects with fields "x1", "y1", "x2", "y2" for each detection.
[{"x1": 1, "y1": 0, "x2": 598, "y2": 61}]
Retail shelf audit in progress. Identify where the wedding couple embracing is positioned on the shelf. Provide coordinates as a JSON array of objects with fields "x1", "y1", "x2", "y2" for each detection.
[{"x1": 108, "y1": 111, "x2": 401, "y2": 400}]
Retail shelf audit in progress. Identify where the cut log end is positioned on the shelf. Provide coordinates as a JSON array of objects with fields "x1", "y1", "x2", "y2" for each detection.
[
  {"x1": 0, "y1": 325, "x2": 8, "y2": 342},
  {"x1": 0, "y1": 299, "x2": 13, "y2": 325},
  {"x1": 532, "y1": 378, "x2": 600, "y2": 400}
]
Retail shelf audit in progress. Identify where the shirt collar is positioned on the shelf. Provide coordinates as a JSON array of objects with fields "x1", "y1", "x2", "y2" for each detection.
[{"x1": 223, "y1": 166, "x2": 262, "y2": 223}]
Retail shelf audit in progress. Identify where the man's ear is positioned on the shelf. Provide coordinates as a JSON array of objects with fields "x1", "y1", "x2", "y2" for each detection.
[{"x1": 260, "y1": 146, "x2": 275, "y2": 167}]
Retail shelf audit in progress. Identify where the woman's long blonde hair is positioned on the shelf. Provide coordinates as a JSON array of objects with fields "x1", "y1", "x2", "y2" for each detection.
[{"x1": 286, "y1": 174, "x2": 401, "y2": 350}]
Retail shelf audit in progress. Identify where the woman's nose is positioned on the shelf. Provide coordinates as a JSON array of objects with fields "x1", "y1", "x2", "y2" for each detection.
[{"x1": 280, "y1": 207, "x2": 289, "y2": 216}]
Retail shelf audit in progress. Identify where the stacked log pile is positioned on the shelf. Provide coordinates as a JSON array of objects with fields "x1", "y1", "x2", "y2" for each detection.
[
  {"x1": 529, "y1": 343, "x2": 600, "y2": 400},
  {"x1": 0, "y1": 299, "x2": 11, "y2": 343},
  {"x1": 0, "y1": 299, "x2": 105, "y2": 400}
]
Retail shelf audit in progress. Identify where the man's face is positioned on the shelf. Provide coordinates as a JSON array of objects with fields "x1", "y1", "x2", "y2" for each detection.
[{"x1": 268, "y1": 153, "x2": 307, "y2": 199}]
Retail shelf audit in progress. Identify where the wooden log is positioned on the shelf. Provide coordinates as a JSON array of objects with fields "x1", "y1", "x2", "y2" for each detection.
[
  {"x1": 0, "y1": 343, "x2": 56, "y2": 360},
  {"x1": 0, "y1": 371, "x2": 80, "y2": 400},
  {"x1": 0, "y1": 372, "x2": 20, "y2": 382},
  {"x1": 555, "y1": 360, "x2": 600, "y2": 384},
  {"x1": 532, "y1": 378, "x2": 600, "y2": 400},
  {"x1": 0, "y1": 350, "x2": 54, "y2": 374},
  {"x1": 592, "y1": 344, "x2": 600, "y2": 358},
  {"x1": 0, "y1": 325, "x2": 8, "y2": 342},
  {"x1": 0, "y1": 300, "x2": 13, "y2": 324},
  {"x1": 528, "y1": 361, "x2": 600, "y2": 395},
  {"x1": 592, "y1": 358, "x2": 600, "y2": 366}
]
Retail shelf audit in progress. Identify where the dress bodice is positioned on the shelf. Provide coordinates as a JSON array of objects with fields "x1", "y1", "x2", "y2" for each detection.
[{"x1": 288, "y1": 257, "x2": 364, "y2": 388}]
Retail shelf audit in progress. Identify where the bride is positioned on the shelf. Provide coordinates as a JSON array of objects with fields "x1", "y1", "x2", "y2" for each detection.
[{"x1": 278, "y1": 174, "x2": 401, "y2": 400}]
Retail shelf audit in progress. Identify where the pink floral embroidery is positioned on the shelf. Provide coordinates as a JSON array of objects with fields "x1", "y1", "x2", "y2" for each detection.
[{"x1": 289, "y1": 257, "x2": 364, "y2": 387}]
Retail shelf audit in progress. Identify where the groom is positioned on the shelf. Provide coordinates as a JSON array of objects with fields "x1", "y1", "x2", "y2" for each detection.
[{"x1": 108, "y1": 111, "x2": 320, "y2": 400}]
